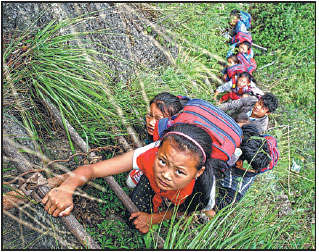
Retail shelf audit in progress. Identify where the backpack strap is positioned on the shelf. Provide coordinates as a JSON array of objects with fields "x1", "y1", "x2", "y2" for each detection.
[
  {"x1": 232, "y1": 76, "x2": 237, "y2": 89},
  {"x1": 227, "y1": 64, "x2": 246, "y2": 79}
]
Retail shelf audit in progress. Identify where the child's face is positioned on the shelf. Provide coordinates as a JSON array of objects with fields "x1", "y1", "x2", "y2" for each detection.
[
  {"x1": 229, "y1": 15, "x2": 239, "y2": 27},
  {"x1": 153, "y1": 137, "x2": 205, "y2": 191},
  {"x1": 238, "y1": 44, "x2": 249, "y2": 54},
  {"x1": 251, "y1": 99, "x2": 270, "y2": 118},
  {"x1": 145, "y1": 103, "x2": 165, "y2": 135},
  {"x1": 237, "y1": 76, "x2": 249, "y2": 88},
  {"x1": 227, "y1": 58, "x2": 236, "y2": 67}
]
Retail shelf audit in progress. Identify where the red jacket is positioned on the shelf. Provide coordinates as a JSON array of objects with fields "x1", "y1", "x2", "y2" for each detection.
[{"x1": 136, "y1": 146, "x2": 195, "y2": 212}]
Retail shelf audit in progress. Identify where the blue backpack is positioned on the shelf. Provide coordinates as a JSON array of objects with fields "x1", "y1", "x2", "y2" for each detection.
[{"x1": 240, "y1": 11, "x2": 252, "y2": 30}]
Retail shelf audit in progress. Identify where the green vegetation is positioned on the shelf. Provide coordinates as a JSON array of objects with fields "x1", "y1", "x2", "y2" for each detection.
[{"x1": 3, "y1": 2, "x2": 314, "y2": 250}]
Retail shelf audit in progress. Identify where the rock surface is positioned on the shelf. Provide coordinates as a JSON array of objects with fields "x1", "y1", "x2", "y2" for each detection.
[{"x1": 2, "y1": 2, "x2": 177, "y2": 82}]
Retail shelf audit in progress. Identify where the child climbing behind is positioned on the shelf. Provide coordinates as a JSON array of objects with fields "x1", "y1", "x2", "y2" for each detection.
[
  {"x1": 214, "y1": 124, "x2": 279, "y2": 211},
  {"x1": 238, "y1": 41, "x2": 254, "y2": 58},
  {"x1": 42, "y1": 123, "x2": 225, "y2": 234},
  {"x1": 226, "y1": 9, "x2": 252, "y2": 59},
  {"x1": 222, "y1": 55, "x2": 245, "y2": 82},
  {"x1": 218, "y1": 92, "x2": 279, "y2": 134},
  {"x1": 236, "y1": 41, "x2": 257, "y2": 75},
  {"x1": 128, "y1": 92, "x2": 189, "y2": 187},
  {"x1": 213, "y1": 72, "x2": 263, "y2": 105},
  {"x1": 223, "y1": 42, "x2": 256, "y2": 82},
  {"x1": 144, "y1": 92, "x2": 189, "y2": 144}
]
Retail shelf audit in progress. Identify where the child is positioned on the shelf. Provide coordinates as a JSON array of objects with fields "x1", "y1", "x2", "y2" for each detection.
[
  {"x1": 218, "y1": 92, "x2": 278, "y2": 134},
  {"x1": 227, "y1": 9, "x2": 253, "y2": 59},
  {"x1": 236, "y1": 42, "x2": 257, "y2": 75},
  {"x1": 144, "y1": 92, "x2": 189, "y2": 144},
  {"x1": 214, "y1": 124, "x2": 273, "y2": 211},
  {"x1": 42, "y1": 123, "x2": 226, "y2": 234},
  {"x1": 213, "y1": 72, "x2": 263, "y2": 105},
  {"x1": 238, "y1": 41, "x2": 254, "y2": 58},
  {"x1": 222, "y1": 55, "x2": 246, "y2": 82},
  {"x1": 128, "y1": 92, "x2": 189, "y2": 188},
  {"x1": 229, "y1": 9, "x2": 251, "y2": 34}
]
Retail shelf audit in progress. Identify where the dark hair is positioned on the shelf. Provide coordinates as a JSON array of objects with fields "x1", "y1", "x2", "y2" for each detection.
[
  {"x1": 238, "y1": 71, "x2": 258, "y2": 85},
  {"x1": 228, "y1": 54, "x2": 239, "y2": 64},
  {"x1": 241, "y1": 124, "x2": 260, "y2": 142},
  {"x1": 160, "y1": 123, "x2": 228, "y2": 212},
  {"x1": 260, "y1": 93, "x2": 278, "y2": 113},
  {"x1": 239, "y1": 41, "x2": 251, "y2": 50},
  {"x1": 230, "y1": 9, "x2": 241, "y2": 18},
  {"x1": 240, "y1": 124, "x2": 270, "y2": 172},
  {"x1": 234, "y1": 112, "x2": 249, "y2": 123},
  {"x1": 150, "y1": 92, "x2": 188, "y2": 118},
  {"x1": 237, "y1": 72, "x2": 252, "y2": 82}
]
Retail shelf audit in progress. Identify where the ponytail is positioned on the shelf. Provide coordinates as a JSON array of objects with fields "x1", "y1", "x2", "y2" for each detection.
[{"x1": 150, "y1": 92, "x2": 185, "y2": 118}]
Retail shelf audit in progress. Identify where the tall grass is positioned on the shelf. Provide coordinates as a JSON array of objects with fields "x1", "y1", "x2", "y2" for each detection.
[
  {"x1": 3, "y1": 13, "x2": 145, "y2": 150},
  {"x1": 3, "y1": 3, "x2": 315, "y2": 249}
]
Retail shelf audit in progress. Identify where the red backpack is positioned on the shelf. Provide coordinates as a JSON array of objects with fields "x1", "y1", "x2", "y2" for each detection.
[
  {"x1": 153, "y1": 99, "x2": 243, "y2": 162},
  {"x1": 232, "y1": 31, "x2": 252, "y2": 44},
  {"x1": 259, "y1": 135, "x2": 280, "y2": 173},
  {"x1": 226, "y1": 63, "x2": 247, "y2": 81},
  {"x1": 237, "y1": 53, "x2": 257, "y2": 75}
]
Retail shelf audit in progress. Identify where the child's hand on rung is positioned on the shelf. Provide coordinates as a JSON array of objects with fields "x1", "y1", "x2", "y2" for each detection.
[
  {"x1": 42, "y1": 186, "x2": 74, "y2": 217},
  {"x1": 129, "y1": 212, "x2": 151, "y2": 234}
]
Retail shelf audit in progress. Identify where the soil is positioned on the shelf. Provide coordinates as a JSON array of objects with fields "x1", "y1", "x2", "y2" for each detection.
[
  {"x1": 72, "y1": 192, "x2": 106, "y2": 228},
  {"x1": 2, "y1": 113, "x2": 112, "y2": 249}
]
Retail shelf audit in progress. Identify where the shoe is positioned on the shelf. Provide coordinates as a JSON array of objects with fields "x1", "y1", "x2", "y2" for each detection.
[{"x1": 126, "y1": 170, "x2": 143, "y2": 188}]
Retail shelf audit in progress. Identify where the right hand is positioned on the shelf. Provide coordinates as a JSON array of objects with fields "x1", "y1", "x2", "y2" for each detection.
[
  {"x1": 129, "y1": 212, "x2": 152, "y2": 234},
  {"x1": 42, "y1": 186, "x2": 74, "y2": 217}
]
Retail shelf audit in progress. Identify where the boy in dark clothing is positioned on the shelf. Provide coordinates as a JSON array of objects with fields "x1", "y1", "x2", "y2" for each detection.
[
  {"x1": 218, "y1": 93, "x2": 278, "y2": 134},
  {"x1": 215, "y1": 124, "x2": 271, "y2": 210}
]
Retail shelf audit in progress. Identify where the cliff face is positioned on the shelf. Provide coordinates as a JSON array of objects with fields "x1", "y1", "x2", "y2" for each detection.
[
  {"x1": 3, "y1": 2, "x2": 176, "y2": 81},
  {"x1": 2, "y1": 3, "x2": 176, "y2": 249}
]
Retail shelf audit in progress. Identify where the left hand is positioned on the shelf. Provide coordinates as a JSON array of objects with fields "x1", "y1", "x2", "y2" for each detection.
[{"x1": 129, "y1": 212, "x2": 152, "y2": 234}]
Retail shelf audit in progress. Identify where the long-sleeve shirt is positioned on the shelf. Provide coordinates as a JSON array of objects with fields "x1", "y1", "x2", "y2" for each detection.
[
  {"x1": 217, "y1": 96, "x2": 269, "y2": 134},
  {"x1": 216, "y1": 80, "x2": 264, "y2": 97}
]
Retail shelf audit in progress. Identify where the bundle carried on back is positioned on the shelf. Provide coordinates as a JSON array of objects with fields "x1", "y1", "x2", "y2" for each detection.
[
  {"x1": 153, "y1": 98, "x2": 243, "y2": 162},
  {"x1": 237, "y1": 53, "x2": 257, "y2": 75}
]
